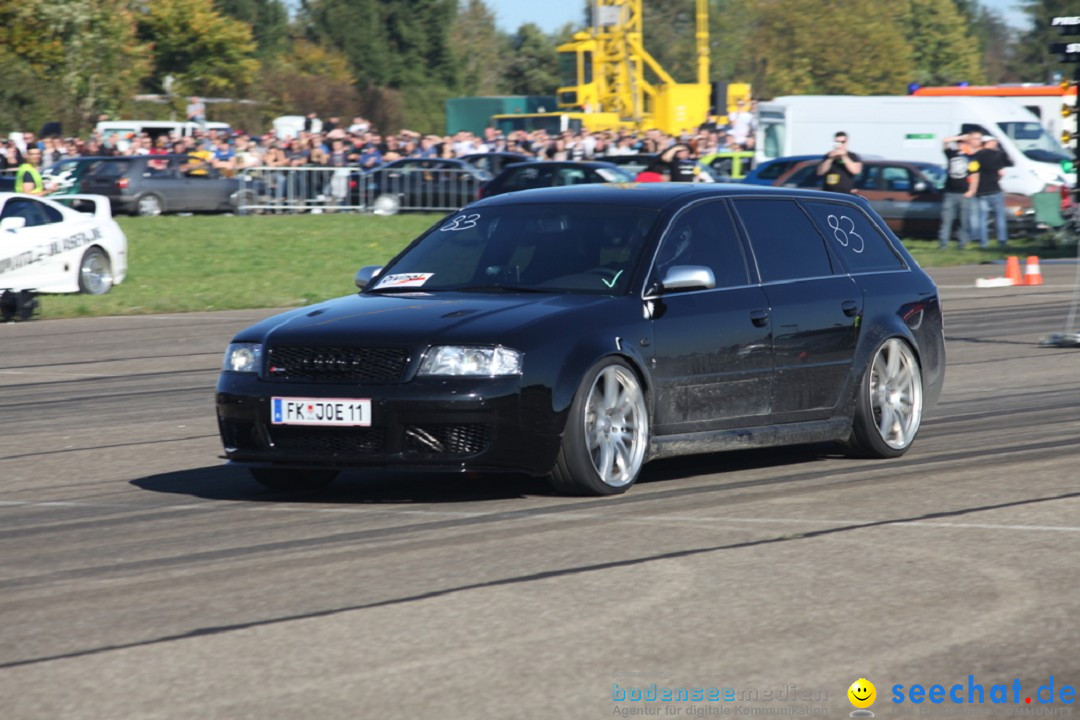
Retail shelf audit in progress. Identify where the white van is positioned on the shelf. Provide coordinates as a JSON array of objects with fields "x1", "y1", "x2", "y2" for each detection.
[
  {"x1": 755, "y1": 95, "x2": 1074, "y2": 195},
  {"x1": 95, "y1": 120, "x2": 232, "y2": 150}
]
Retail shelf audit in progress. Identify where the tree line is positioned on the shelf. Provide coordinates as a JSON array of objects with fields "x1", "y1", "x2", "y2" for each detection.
[{"x1": 0, "y1": 0, "x2": 1071, "y2": 138}]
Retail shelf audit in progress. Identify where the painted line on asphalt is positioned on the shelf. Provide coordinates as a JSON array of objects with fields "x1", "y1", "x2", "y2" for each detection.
[{"x1": 2, "y1": 498, "x2": 1079, "y2": 534}]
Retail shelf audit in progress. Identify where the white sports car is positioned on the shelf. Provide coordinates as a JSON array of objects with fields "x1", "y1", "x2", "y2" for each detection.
[{"x1": 0, "y1": 193, "x2": 127, "y2": 295}]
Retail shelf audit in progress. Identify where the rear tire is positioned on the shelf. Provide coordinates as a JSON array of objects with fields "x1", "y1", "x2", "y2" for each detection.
[
  {"x1": 231, "y1": 190, "x2": 258, "y2": 215},
  {"x1": 847, "y1": 338, "x2": 923, "y2": 458},
  {"x1": 136, "y1": 193, "x2": 163, "y2": 217},
  {"x1": 77, "y1": 246, "x2": 113, "y2": 295},
  {"x1": 250, "y1": 467, "x2": 338, "y2": 491},
  {"x1": 549, "y1": 358, "x2": 649, "y2": 496}
]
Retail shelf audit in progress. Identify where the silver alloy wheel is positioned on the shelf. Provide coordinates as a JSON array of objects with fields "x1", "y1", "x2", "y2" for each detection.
[
  {"x1": 137, "y1": 194, "x2": 162, "y2": 216},
  {"x1": 869, "y1": 338, "x2": 923, "y2": 450},
  {"x1": 583, "y1": 365, "x2": 648, "y2": 487},
  {"x1": 79, "y1": 249, "x2": 113, "y2": 295}
]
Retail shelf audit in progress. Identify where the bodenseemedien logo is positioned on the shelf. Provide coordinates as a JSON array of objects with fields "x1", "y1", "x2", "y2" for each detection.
[{"x1": 848, "y1": 678, "x2": 877, "y2": 717}]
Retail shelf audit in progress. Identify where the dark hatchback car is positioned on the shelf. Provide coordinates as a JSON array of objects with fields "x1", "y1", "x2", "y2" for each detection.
[
  {"x1": 217, "y1": 184, "x2": 945, "y2": 496},
  {"x1": 350, "y1": 158, "x2": 489, "y2": 214},
  {"x1": 479, "y1": 161, "x2": 634, "y2": 198},
  {"x1": 80, "y1": 154, "x2": 254, "y2": 216}
]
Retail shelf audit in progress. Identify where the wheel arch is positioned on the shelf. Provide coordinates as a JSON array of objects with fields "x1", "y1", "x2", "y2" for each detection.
[
  {"x1": 549, "y1": 340, "x2": 654, "y2": 421},
  {"x1": 77, "y1": 244, "x2": 114, "y2": 295},
  {"x1": 135, "y1": 192, "x2": 165, "y2": 216},
  {"x1": 843, "y1": 311, "x2": 925, "y2": 413}
]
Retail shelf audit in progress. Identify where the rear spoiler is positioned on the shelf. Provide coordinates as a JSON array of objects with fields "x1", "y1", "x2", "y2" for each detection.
[{"x1": 52, "y1": 194, "x2": 114, "y2": 220}]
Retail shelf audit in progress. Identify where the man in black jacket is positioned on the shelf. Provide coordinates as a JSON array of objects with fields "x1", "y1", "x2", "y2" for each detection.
[
  {"x1": 973, "y1": 135, "x2": 1013, "y2": 248},
  {"x1": 939, "y1": 133, "x2": 980, "y2": 249}
]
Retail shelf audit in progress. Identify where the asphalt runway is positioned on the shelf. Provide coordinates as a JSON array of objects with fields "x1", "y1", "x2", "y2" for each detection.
[{"x1": 1, "y1": 263, "x2": 1078, "y2": 719}]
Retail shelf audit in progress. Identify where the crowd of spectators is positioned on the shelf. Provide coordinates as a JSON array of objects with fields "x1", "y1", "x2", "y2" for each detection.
[{"x1": 0, "y1": 107, "x2": 759, "y2": 181}]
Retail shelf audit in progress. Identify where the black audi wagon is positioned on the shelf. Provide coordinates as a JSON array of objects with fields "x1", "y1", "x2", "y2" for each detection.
[{"x1": 216, "y1": 184, "x2": 945, "y2": 495}]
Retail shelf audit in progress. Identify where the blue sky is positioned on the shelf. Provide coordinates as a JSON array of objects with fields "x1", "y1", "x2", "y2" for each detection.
[{"x1": 487, "y1": 0, "x2": 1030, "y2": 34}]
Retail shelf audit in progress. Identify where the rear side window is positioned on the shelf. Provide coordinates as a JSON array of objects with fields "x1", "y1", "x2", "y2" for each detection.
[
  {"x1": 732, "y1": 198, "x2": 833, "y2": 282},
  {"x1": 91, "y1": 161, "x2": 129, "y2": 179},
  {"x1": 801, "y1": 201, "x2": 905, "y2": 273},
  {"x1": 503, "y1": 165, "x2": 554, "y2": 191}
]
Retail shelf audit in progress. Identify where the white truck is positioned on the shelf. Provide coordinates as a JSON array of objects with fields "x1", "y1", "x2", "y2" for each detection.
[{"x1": 755, "y1": 95, "x2": 1075, "y2": 196}]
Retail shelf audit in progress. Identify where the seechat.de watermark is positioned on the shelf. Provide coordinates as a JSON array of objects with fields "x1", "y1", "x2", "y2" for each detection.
[{"x1": 891, "y1": 676, "x2": 1075, "y2": 708}]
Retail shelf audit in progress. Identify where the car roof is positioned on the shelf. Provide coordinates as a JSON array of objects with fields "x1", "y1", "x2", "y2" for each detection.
[
  {"x1": 470, "y1": 182, "x2": 874, "y2": 211},
  {"x1": 461, "y1": 152, "x2": 527, "y2": 159},
  {"x1": 496, "y1": 160, "x2": 622, "y2": 175}
]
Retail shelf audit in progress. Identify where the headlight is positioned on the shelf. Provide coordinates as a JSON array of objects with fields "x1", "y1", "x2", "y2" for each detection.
[
  {"x1": 418, "y1": 346, "x2": 523, "y2": 376},
  {"x1": 223, "y1": 343, "x2": 262, "y2": 373}
]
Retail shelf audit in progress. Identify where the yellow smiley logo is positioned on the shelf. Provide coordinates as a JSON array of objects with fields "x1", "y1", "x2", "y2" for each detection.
[{"x1": 848, "y1": 678, "x2": 876, "y2": 709}]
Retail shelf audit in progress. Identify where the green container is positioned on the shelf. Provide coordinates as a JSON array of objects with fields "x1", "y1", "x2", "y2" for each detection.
[{"x1": 445, "y1": 96, "x2": 557, "y2": 136}]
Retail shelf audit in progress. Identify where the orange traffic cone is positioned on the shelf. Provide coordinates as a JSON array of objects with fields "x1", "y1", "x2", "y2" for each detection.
[
  {"x1": 1004, "y1": 256, "x2": 1023, "y2": 286},
  {"x1": 1024, "y1": 256, "x2": 1043, "y2": 286}
]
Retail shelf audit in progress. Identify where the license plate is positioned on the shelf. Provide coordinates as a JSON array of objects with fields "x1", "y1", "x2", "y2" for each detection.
[{"x1": 271, "y1": 397, "x2": 371, "y2": 426}]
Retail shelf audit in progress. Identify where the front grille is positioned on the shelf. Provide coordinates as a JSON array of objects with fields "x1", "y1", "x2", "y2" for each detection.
[
  {"x1": 404, "y1": 424, "x2": 491, "y2": 457},
  {"x1": 270, "y1": 426, "x2": 386, "y2": 455},
  {"x1": 266, "y1": 346, "x2": 410, "y2": 383}
]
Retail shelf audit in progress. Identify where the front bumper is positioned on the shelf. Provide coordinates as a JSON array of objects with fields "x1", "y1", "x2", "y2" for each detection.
[{"x1": 215, "y1": 372, "x2": 564, "y2": 476}]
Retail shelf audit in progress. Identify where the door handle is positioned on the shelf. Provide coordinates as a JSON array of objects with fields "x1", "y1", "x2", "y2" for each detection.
[
  {"x1": 749, "y1": 309, "x2": 770, "y2": 327},
  {"x1": 841, "y1": 300, "x2": 859, "y2": 317}
]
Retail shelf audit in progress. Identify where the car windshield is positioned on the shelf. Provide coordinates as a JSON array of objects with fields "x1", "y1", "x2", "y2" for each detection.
[
  {"x1": 368, "y1": 204, "x2": 659, "y2": 295},
  {"x1": 997, "y1": 121, "x2": 1070, "y2": 164}
]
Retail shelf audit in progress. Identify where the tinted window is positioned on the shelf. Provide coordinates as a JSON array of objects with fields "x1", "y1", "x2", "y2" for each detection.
[
  {"x1": 91, "y1": 161, "x2": 129, "y2": 178},
  {"x1": 653, "y1": 202, "x2": 749, "y2": 289},
  {"x1": 373, "y1": 205, "x2": 658, "y2": 295},
  {"x1": 556, "y1": 168, "x2": 588, "y2": 185},
  {"x1": 801, "y1": 201, "x2": 905, "y2": 273},
  {"x1": 1, "y1": 198, "x2": 50, "y2": 227},
  {"x1": 732, "y1": 198, "x2": 833, "y2": 282},
  {"x1": 756, "y1": 161, "x2": 790, "y2": 180},
  {"x1": 781, "y1": 164, "x2": 821, "y2": 188},
  {"x1": 856, "y1": 165, "x2": 880, "y2": 190},
  {"x1": 41, "y1": 202, "x2": 62, "y2": 224},
  {"x1": 881, "y1": 166, "x2": 913, "y2": 192},
  {"x1": 502, "y1": 165, "x2": 555, "y2": 191}
]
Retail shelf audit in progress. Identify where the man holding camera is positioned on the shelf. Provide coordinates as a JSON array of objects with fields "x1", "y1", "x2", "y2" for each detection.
[{"x1": 817, "y1": 131, "x2": 863, "y2": 194}]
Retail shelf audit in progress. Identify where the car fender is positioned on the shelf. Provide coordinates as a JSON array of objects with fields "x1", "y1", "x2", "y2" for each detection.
[
  {"x1": 547, "y1": 337, "x2": 654, "y2": 422},
  {"x1": 841, "y1": 298, "x2": 934, "y2": 414}
]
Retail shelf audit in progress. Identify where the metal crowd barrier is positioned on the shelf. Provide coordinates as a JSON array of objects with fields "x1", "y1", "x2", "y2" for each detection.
[{"x1": 236, "y1": 166, "x2": 483, "y2": 215}]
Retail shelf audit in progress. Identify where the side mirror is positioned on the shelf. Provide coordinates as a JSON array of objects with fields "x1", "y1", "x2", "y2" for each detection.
[
  {"x1": 0, "y1": 217, "x2": 27, "y2": 232},
  {"x1": 355, "y1": 265, "x2": 382, "y2": 289},
  {"x1": 913, "y1": 181, "x2": 928, "y2": 193},
  {"x1": 659, "y1": 265, "x2": 716, "y2": 293}
]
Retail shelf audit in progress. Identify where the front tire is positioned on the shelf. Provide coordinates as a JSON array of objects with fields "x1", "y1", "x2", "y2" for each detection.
[
  {"x1": 549, "y1": 358, "x2": 649, "y2": 496},
  {"x1": 848, "y1": 338, "x2": 923, "y2": 458},
  {"x1": 78, "y1": 246, "x2": 113, "y2": 295},
  {"x1": 250, "y1": 467, "x2": 338, "y2": 491}
]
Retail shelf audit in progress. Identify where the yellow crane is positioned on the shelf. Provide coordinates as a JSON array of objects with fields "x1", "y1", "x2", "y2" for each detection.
[{"x1": 492, "y1": 0, "x2": 750, "y2": 136}]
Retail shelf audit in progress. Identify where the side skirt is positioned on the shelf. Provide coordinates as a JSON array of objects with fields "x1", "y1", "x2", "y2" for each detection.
[{"x1": 648, "y1": 418, "x2": 852, "y2": 461}]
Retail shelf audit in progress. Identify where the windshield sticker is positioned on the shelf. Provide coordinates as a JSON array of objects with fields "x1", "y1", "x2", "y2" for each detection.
[
  {"x1": 375, "y1": 272, "x2": 434, "y2": 289},
  {"x1": 826, "y1": 214, "x2": 865, "y2": 254},
  {"x1": 601, "y1": 269, "x2": 624, "y2": 288},
  {"x1": 439, "y1": 213, "x2": 481, "y2": 232}
]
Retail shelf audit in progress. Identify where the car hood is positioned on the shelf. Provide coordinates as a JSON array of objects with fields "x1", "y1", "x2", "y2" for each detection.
[{"x1": 251, "y1": 291, "x2": 619, "y2": 348}]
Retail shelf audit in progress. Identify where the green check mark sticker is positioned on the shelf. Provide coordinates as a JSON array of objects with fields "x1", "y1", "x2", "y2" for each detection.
[{"x1": 601, "y1": 270, "x2": 624, "y2": 288}]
